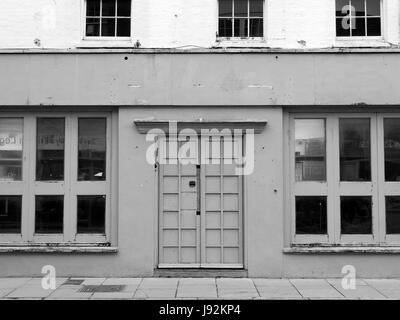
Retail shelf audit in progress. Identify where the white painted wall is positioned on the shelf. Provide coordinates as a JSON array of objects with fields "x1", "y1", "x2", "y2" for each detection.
[{"x1": 0, "y1": 0, "x2": 398, "y2": 49}]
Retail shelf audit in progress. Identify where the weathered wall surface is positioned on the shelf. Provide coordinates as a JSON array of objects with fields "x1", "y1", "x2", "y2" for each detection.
[
  {"x1": 0, "y1": 0, "x2": 398, "y2": 49},
  {"x1": 1, "y1": 52, "x2": 400, "y2": 106}
]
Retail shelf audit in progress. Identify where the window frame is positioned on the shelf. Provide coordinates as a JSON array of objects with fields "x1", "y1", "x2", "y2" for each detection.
[
  {"x1": 83, "y1": 0, "x2": 132, "y2": 41},
  {"x1": 217, "y1": 0, "x2": 265, "y2": 40},
  {"x1": 0, "y1": 112, "x2": 114, "y2": 246},
  {"x1": 335, "y1": 0, "x2": 384, "y2": 40},
  {"x1": 288, "y1": 113, "x2": 384, "y2": 246}
]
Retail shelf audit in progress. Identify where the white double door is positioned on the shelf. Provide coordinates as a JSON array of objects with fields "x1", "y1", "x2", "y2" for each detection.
[{"x1": 158, "y1": 137, "x2": 243, "y2": 268}]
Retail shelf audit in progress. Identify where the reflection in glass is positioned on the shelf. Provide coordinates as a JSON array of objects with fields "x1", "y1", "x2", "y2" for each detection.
[
  {"x1": 35, "y1": 196, "x2": 63, "y2": 234},
  {"x1": 78, "y1": 118, "x2": 106, "y2": 181},
  {"x1": 219, "y1": 0, "x2": 232, "y2": 17},
  {"x1": 250, "y1": 0, "x2": 264, "y2": 16},
  {"x1": 102, "y1": 0, "x2": 116, "y2": 16},
  {"x1": 234, "y1": 0, "x2": 248, "y2": 17},
  {"x1": 296, "y1": 196, "x2": 327, "y2": 234},
  {"x1": 0, "y1": 118, "x2": 23, "y2": 181},
  {"x1": 219, "y1": 18, "x2": 233, "y2": 37},
  {"x1": 117, "y1": 18, "x2": 130, "y2": 36},
  {"x1": 234, "y1": 18, "x2": 248, "y2": 37},
  {"x1": 384, "y1": 119, "x2": 400, "y2": 181},
  {"x1": 36, "y1": 118, "x2": 65, "y2": 181},
  {"x1": 386, "y1": 196, "x2": 400, "y2": 234},
  {"x1": 117, "y1": 0, "x2": 131, "y2": 17},
  {"x1": 341, "y1": 196, "x2": 372, "y2": 234},
  {"x1": 339, "y1": 118, "x2": 371, "y2": 181},
  {"x1": 249, "y1": 19, "x2": 263, "y2": 37},
  {"x1": 77, "y1": 195, "x2": 106, "y2": 234},
  {"x1": 86, "y1": 18, "x2": 100, "y2": 36},
  {"x1": 295, "y1": 119, "x2": 326, "y2": 181},
  {"x1": 0, "y1": 196, "x2": 22, "y2": 233}
]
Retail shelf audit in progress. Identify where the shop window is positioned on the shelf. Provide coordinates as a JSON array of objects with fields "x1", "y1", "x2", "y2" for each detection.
[
  {"x1": 290, "y1": 113, "x2": 400, "y2": 246},
  {"x1": 336, "y1": 0, "x2": 382, "y2": 37},
  {"x1": 218, "y1": 0, "x2": 264, "y2": 38},
  {"x1": 0, "y1": 113, "x2": 113, "y2": 245},
  {"x1": 85, "y1": 0, "x2": 131, "y2": 37}
]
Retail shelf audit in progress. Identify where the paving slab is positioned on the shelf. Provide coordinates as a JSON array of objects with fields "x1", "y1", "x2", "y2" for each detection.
[
  {"x1": 327, "y1": 279, "x2": 386, "y2": 300},
  {"x1": 46, "y1": 284, "x2": 92, "y2": 299},
  {"x1": 217, "y1": 278, "x2": 259, "y2": 299},
  {"x1": 290, "y1": 279, "x2": 344, "y2": 299},
  {"x1": 177, "y1": 278, "x2": 217, "y2": 298},
  {"x1": 363, "y1": 279, "x2": 400, "y2": 298},
  {"x1": 91, "y1": 292, "x2": 134, "y2": 299},
  {"x1": 134, "y1": 288, "x2": 177, "y2": 299},
  {"x1": 0, "y1": 278, "x2": 31, "y2": 289},
  {"x1": 5, "y1": 277, "x2": 67, "y2": 299},
  {"x1": 81, "y1": 278, "x2": 106, "y2": 285},
  {"x1": 139, "y1": 278, "x2": 179, "y2": 289},
  {"x1": 253, "y1": 279, "x2": 302, "y2": 299}
]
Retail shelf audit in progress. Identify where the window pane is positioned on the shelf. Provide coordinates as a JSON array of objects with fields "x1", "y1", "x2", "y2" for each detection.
[
  {"x1": 384, "y1": 118, "x2": 400, "y2": 181},
  {"x1": 353, "y1": 0, "x2": 366, "y2": 16},
  {"x1": 77, "y1": 195, "x2": 106, "y2": 234},
  {"x1": 0, "y1": 118, "x2": 23, "y2": 181},
  {"x1": 117, "y1": 18, "x2": 130, "y2": 36},
  {"x1": 35, "y1": 196, "x2": 63, "y2": 234},
  {"x1": 101, "y1": 18, "x2": 116, "y2": 36},
  {"x1": 234, "y1": 18, "x2": 248, "y2": 37},
  {"x1": 296, "y1": 196, "x2": 327, "y2": 235},
  {"x1": 78, "y1": 118, "x2": 106, "y2": 181},
  {"x1": 0, "y1": 196, "x2": 22, "y2": 233},
  {"x1": 336, "y1": 17, "x2": 351, "y2": 36},
  {"x1": 219, "y1": 0, "x2": 232, "y2": 17},
  {"x1": 367, "y1": 17, "x2": 381, "y2": 36},
  {"x1": 36, "y1": 118, "x2": 65, "y2": 181},
  {"x1": 366, "y1": 0, "x2": 380, "y2": 16},
  {"x1": 336, "y1": 0, "x2": 350, "y2": 17},
  {"x1": 339, "y1": 118, "x2": 371, "y2": 181},
  {"x1": 341, "y1": 196, "x2": 372, "y2": 234},
  {"x1": 87, "y1": 0, "x2": 100, "y2": 16},
  {"x1": 102, "y1": 0, "x2": 116, "y2": 16},
  {"x1": 234, "y1": 0, "x2": 248, "y2": 17},
  {"x1": 86, "y1": 18, "x2": 100, "y2": 36},
  {"x1": 250, "y1": 0, "x2": 263, "y2": 17},
  {"x1": 249, "y1": 18, "x2": 263, "y2": 37},
  {"x1": 352, "y1": 17, "x2": 366, "y2": 36},
  {"x1": 117, "y1": 0, "x2": 131, "y2": 16},
  {"x1": 295, "y1": 119, "x2": 326, "y2": 181},
  {"x1": 219, "y1": 18, "x2": 233, "y2": 37},
  {"x1": 386, "y1": 197, "x2": 400, "y2": 234}
]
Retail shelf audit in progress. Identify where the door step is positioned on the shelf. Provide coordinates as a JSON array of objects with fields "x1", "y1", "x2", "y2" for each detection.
[{"x1": 154, "y1": 268, "x2": 248, "y2": 278}]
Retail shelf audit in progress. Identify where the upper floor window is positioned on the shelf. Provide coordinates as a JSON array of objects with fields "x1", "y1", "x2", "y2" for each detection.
[
  {"x1": 85, "y1": 0, "x2": 131, "y2": 38},
  {"x1": 336, "y1": 0, "x2": 382, "y2": 37},
  {"x1": 218, "y1": 0, "x2": 264, "y2": 38}
]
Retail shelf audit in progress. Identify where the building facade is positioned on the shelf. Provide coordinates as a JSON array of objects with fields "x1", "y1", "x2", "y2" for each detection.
[{"x1": 0, "y1": 0, "x2": 400, "y2": 278}]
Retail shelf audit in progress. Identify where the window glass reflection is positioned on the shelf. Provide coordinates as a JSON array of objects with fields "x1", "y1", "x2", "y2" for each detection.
[
  {"x1": 295, "y1": 119, "x2": 326, "y2": 181},
  {"x1": 0, "y1": 118, "x2": 23, "y2": 181},
  {"x1": 78, "y1": 118, "x2": 106, "y2": 181},
  {"x1": 386, "y1": 196, "x2": 400, "y2": 234},
  {"x1": 296, "y1": 196, "x2": 327, "y2": 234},
  {"x1": 35, "y1": 195, "x2": 63, "y2": 234},
  {"x1": 36, "y1": 118, "x2": 65, "y2": 181},
  {"x1": 341, "y1": 196, "x2": 372, "y2": 234},
  {"x1": 0, "y1": 196, "x2": 22, "y2": 233},
  {"x1": 384, "y1": 118, "x2": 400, "y2": 181},
  {"x1": 339, "y1": 118, "x2": 371, "y2": 181},
  {"x1": 77, "y1": 195, "x2": 106, "y2": 234}
]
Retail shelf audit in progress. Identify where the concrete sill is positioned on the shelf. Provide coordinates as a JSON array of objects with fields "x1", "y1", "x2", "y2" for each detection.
[
  {"x1": 284, "y1": 246, "x2": 400, "y2": 254},
  {"x1": 0, "y1": 246, "x2": 118, "y2": 253}
]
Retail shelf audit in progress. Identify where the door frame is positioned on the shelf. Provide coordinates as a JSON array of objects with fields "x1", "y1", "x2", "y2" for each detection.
[{"x1": 156, "y1": 135, "x2": 246, "y2": 269}]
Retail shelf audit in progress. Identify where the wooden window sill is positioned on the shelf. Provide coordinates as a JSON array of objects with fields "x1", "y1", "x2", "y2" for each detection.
[
  {"x1": 0, "y1": 246, "x2": 118, "y2": 253},
  {"x1": 284, "y1": 246, "x2": 400, "y2": 254}
]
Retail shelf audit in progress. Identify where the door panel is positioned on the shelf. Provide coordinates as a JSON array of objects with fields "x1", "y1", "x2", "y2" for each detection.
[{"x1": 159, "y1": 136, "x2": 243, "y2": 268}]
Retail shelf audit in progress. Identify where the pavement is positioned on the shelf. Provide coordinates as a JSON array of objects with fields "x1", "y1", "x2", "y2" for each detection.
[{"x1": 0, "y1": 277, "x2": 399, "y2": 300}]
